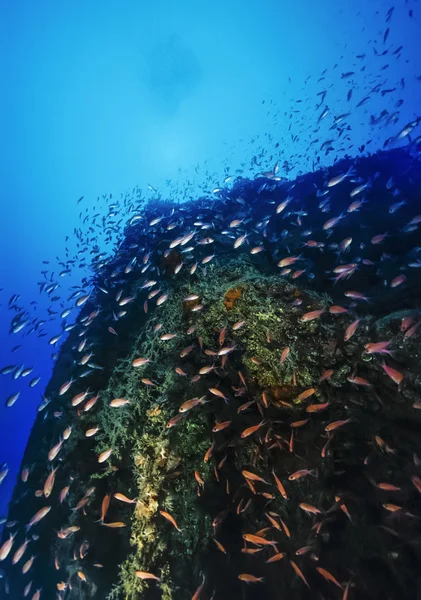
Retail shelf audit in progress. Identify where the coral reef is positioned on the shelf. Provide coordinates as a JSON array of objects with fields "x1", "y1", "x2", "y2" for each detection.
[{"x1": 1, "y1": 148, "x2": 421, "y2": 600}]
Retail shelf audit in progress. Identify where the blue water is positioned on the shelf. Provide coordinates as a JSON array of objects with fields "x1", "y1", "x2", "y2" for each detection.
[{"x1": 0, "y1": 0, "x2": 419, "y2": 553}]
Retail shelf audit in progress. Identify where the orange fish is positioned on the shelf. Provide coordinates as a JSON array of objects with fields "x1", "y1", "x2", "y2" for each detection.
[
  {"x1": 319, "y1": 369, "x2": 334, "y2": 382},
  {"x1": 343, "y1": 581, "x2": 351, "y2": 600},
  {"x1": 238, "y1": 573, "x2": 264, "y2": 583},
  {"x1": 280, "y1": 347, "x2": 290, "y2": 363},
  {"x1": 160, "y1": 510, "x2": 181, "y2": 531},
  {"x1": 278, "y1": 255, "x2": 302, "y2": 267},
  {"x1": 290, "y1": 419, "x2": 309, "y2": 428},
  {"x1": 213, "y1": 538, "x2": 227, "y2": 554},
  {"x1": 114, "y1": 492, "x2": 136, "y2": 504},
  {"x1": 300, "y1": 309, "x2": 324, "y2": 322},
  {"x1": 135, "y1": 570, "x2": 160, "y2": 581},
  {"x1": 109, "y1": 398, "x2": 130, "y2": 407},
  {"x1": 299, "y1": 502, "x2": 321, "y2": 515},
  {"x1": 179, "y1": 397, "x2": 206, "y2": 413},
  {"x1": 383, "y1": 503, "x2": 401, "y2": 512},
  {"x1": 288, "y1": 469, "x2": 317, "y2": 481},
  {"x1": 316, "y1": 567, "x2": 343, "y2": 589},
  {"x1": 242, "y1": 470, "x2": 268, "y2": 484},
  {"x1": 191, "y1": 575, "x2": 206, "y2": 600},
  {"x1": 98, "y1": 448, "x2": 113, "y2": 463},
  {"x1": 411, "y1": 475, "x2": 421, "y2": 495},
  {"x1": 329, "y1": 305, "x2": 348, "y2": 314},
  {"x1": 101, "y1": 521, "x2": 126, "y2": 528},
  {"x1": 132, "y1": 357, "x2": 150, "y2": 367},
  {"x1": 48, "y1": 439, "x2": 64, "y2": 462},
  {"x1": 344, "y1": 319, "x2": 360, "y2": 342},
  {"x1": 306, "y1": 402, "x2": 329, "y2": 412},
  {"x1": 375, "y1": 436, "x2": 395, "y2": 454},
  {"x1": 212, "y1": 420, "x2": 231, "y2": 432},
  {"x1": 241, "y1": 547, "x2": 263, "y2": 554},
  {"x1": 22, "y1": 555, "x2": 35, "y2": 574},
  {"x1": 266, "y1": 552, "x2": 286, "y2": 563},
  {"x1": 194, "y1": 471, "x2": 205, "y2": 488},
  {"x1": 241, "y1": 421, "x2": 265, "y2": 438},
  {"x1": 204, "y1": 443, "x2": 215, "y2": 463},
  {"x1": 84, "y1": 394, "x2": 99, "y2": 411},
  {"x1": 290, "y1": 560, "x2": 310, "y2": 589},
  {"x1": 272, "y1": 471, "x2": 288, "y2": 499},
  {"x1": 237, "y1": 400, "x2": 254, "y2": 413},
  {"x1": 325, "y1": 419, "x2": 351, "y2": 432},
  {"x1": 265, "y1": 513, "x2": 281, "y2": 530},
  {"x1": 71, "y1": 389, "x2": 90, "y2": 407},
  {"x1": 26, "y1": 506, "x2": 51, "y2": 531},
  {"x1": 295, "y1": 388, "x2": 316, "y2": 403},
  {"x1": 280, "y1": 518, "x2": 291, "y2": 538},
  {"x1": 347, "y1": 375, "x2": 371, "y2": 386},
  {"x1": 243, "y1": 533, "x2": 277, "y2": 548},
  {"x1": 381, "y1": 363, "x2": 403, "y2": 385},
  {"x1": 376, "y1": 482, "x2": 401, "y2": 491},
  {"x1": 0, "y1": 533, "x2": 16, "y2": 561},
  {"x1": 43, "y1": 466, "x2": 59, "y2": 498}
]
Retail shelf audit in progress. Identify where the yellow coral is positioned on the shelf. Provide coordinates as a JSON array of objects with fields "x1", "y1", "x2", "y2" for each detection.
[{"x1": 223, "y1": 286, "x2": 243, "y2": 310}]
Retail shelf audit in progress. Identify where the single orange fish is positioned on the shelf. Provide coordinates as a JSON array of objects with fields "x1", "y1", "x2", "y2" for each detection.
[
  {"x1": 238, "y1": 573, "x2": 264, "y2": 583},
  {"x1": 381, "y1": 363, "x2": 403, "y2": 385},
  {"x1": 319, "y1": 369, "x2": 334, "y2": 382},
  {"x1": 376, "y1": 482, "x2": 401, "y2": 491},
  {"x1": 242, "y1": 470, "x2": 268, "y2": 484},
  {"x1": 272, "y1": 471, "x2": 288, "y2": 499},
  {"x1": 299, "y1": 502, "x2": 321, "y2": 515},
  {"x1": 191, "y1": 575, "x2": 206, "y2": 600},
  {"x1": 241, "y1": 420, "x2": 265, "y2": 438},
  {"x1": 212, "y1": 420, "x2": 231, "y2": 432},
  {"x1": 288, "y1": 469, "x2": 317, "y2": 481},
  {"x1": 109, "y1": 398, "x2": 130, "y2": 408},
  {"x1": 135, "y1": 570, "x2": 160, "y2": 581},
  {"x1": 132, "y1": 357, "x2": 150, "y2": 367},
  {"x1": 114, "y1": 493, "x2": 136, "y2": 504},
  {"x1": 213, "y1": 538, "x2": 226, "y2": 554},
  {"x1": 300, "y1": 309, "x2": 324, "y2": 322},
  {"x1": 290, "y1": 560, "x2": 310, "y2": 589},
  {"x1": 325, "y1": 419, "x2": 351, "y2": 432},
  {"x1": 280, "y1": 518, "x2": 291, "y2": 538},
  {"x1": 179, "y1": 397, "x2": 206, "y2": 413},
  {"x1": 347, "y1": 375, "x2": 371, "y2": 386},
  {"x1": 290, "y1": 419, "x2": 309, "y2": 428},
  {"x1": 306, "y1": 402, "x2": 329, "y2": 412},
  {"x1": 265, "y1": 513, "x2": 281, "y2": 530},
  {"x1": 266, "y1": 552, "x2": 286, "y2": 563},
  {"x1": 411, "y1": 475, "x2": 421, "y2": 495},
  {"x1": 243, "y1": 533, "x2": 277, "y2": 548},
  {"x1": 295, "y1": 388, "x2": 316, "y2": 403},
  {"x1": 383, "y1": 503, "x2": 402, "y2": 512},
  {"x1": 280, "y1": 347, "x2": 290, "y2": 363},
  {"x1": 204, "y1": 443, "x2": 215, "y2": 463},
  {"x1": 344, "y1": 319, "x2": 360, "y2": 342},
  {"x1": 329, "y1": 305, "x2": 348, "y2": 314},
  {"x1": 98, "y1": 448, "x2": 113, "y2": 463},
  {"x1": 316, "y1": 567, "x2": 343, "y2": 589},
  {"x1": 160, "y1": 510, "x2": 181, "y2": 531}
]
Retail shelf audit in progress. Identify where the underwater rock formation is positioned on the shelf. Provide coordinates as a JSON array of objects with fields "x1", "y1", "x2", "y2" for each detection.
[{"x1": 1, "y1": 148, "x2": 421, "y2": 600}]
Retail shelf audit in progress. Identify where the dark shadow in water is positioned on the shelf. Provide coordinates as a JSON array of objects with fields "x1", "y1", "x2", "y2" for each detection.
[{"x1": 140, "y1": 34, "x2": 202, "y2": 116}]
